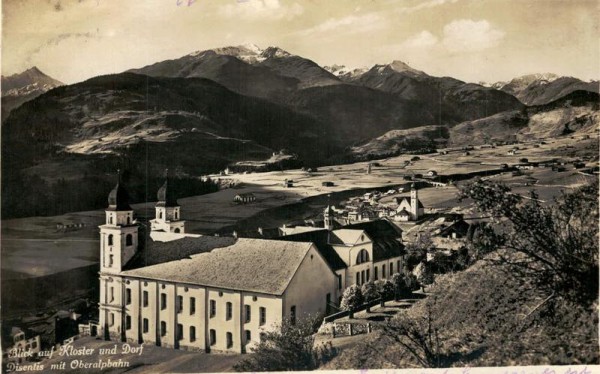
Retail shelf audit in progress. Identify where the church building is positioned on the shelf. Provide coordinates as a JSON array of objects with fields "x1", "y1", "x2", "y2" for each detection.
[
  {"x1": 98, "y1": 174, "x2": 339, "y2": 353},
  {"x1": 394, "y1": 183, "x2": 425, "y2": 222}
]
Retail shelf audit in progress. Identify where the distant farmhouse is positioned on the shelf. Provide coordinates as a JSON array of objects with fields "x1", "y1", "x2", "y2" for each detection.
[{"x1": 234, "y1": 193, "x2": 256, "y2": 204}]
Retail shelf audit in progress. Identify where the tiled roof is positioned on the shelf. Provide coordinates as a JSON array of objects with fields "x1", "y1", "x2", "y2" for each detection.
[
  {"x1": 276, "y1": 230, "x2": 348, "y2": 271},
  {"x1": 124, "y1": 235, "x2": 237, "y2": 270},
  {"x1": 122, "y1": 238, "x2": 313, "y2": 295}
]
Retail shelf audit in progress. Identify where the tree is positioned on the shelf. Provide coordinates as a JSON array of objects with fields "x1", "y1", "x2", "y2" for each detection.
[
  {"x1": 391, "y1": 273, "x2": 410, "y2": 299},
  {"x1": 375, "y1": 280, "x2": 395, "y2": 301},
  {"x1": 459, "y1": 179, "x2": 599, "y2": 304},
  {"x1": 373, "y1": 301, "x2": 446, "y2": 368},
  {"x1": 340, "y1": 285, "x2": 364, "y2": 313},
  {"x1": 416, "y1": 262, "x2": 434, "y2": 292},
  {"x1": 234, "y1": 315, "x2": 337, "y2": 372},
  {"x1": 405, "y1": 234, "x2": 432, "y2": 271},
  {"x1": 361, "y1": 281, "x2": 379, "y2": 303}
]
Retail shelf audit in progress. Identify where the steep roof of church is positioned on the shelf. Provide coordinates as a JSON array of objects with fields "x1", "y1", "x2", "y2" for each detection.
[
  {"x1": 121, "y1": 238, "x2": 315, "y2": 295},
  {"x1": 107, "y1": 182, "x2": 131, "y2": 211},
  {"x1": 156, "y1": 178, "x2": 178, "y2": 207}
]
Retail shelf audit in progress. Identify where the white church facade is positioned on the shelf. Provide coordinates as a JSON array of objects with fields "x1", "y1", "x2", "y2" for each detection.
[
  {"x1": 98, "y1": 176, "x2": 339, "y2": 353},
  {"x1": 394, "y1": 183, "x2": 425, "y2": 222}
]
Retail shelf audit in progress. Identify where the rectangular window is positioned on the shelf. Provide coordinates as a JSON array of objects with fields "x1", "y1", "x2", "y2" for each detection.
[
  {"x1": 226, "y1": 332, "x2": 233, "y2": 348},
  {"x1": 110, "y1": 287, "x2": 114, "y2": 302},
  {"x1": 355, "y1": 272, "x2": 360, "y2": 285},
  {"x1": 290, "y1": 306, "x2": 296, "y2": 325},
  {"x1": 390, "y1": 262, "x2": 394, "y2": 275},
  {"x1": 160, "y1": 321, "x2": 167, "y2": 337},
  {"x1": 210, "y1": 300, "x2": 216, "y2": 318},
  {"x1": 190, "y1": 297, "x2": 196, "y2": 315},
  {"x1": 126, "y1": 289, "x2": 132, "y2": 305},
  {"x1": 245, "y1": 330, "x2": 251, "y2": 344},
  {"x1": 177, "y1": 324, "x2": 183, "y2": 341},
  {"x1": 177, "y1": 295, "x2": 183, "y2": 313},
  {"x1": 397, "y1": 260, "x2": 401, "y2": 274},
  {"x1": 161, "y1": 293, "x2": 167, "y2": 310},
  {"x1": 143, "y1": 318, "x2": 149, "y2": 333},
  {"x1": 109, "y1": 255, "x2": 114, "y2": 267},
  {"x1": 382, "y1": 264, "x2": 386, "y2": 278},
  {"x1": 361, "y1": 270, "x2": 365, "y2": 284},
  {"x1": 366, "y1": 269, "x2": 370, "y2": 282},
  {"x1": 244, "y1": 305, "x2": 251, "y2": 323},
  {"x1": 126, "y1": 315, "x2": 131, "y2": 330},
  {"x1": 190, "y1": 326, "x2": 196, "y2": 342},
  {"x1": 374, "y1": 266, "x2": 378, "y2": 280},
  {"x1": 31, "y1": 342, "x2": 37, "y2": 349},
  {"x1": 259, "y1": 307, "x2": 266, "y2": 326},
  {"x1": 337, "y1": 275, "x2": 342, "y2": 290},
  {"x1": 143, "y1": 291, "x2": 148, "y2": 307},
  {"x1": 226, "y1": 302, "x2": 233, "y2": 320},
  {"x1": 210, "y1": 329, "x2": 216, "y2": 346},
  {"x1": 109, "y1": 313, "x2": 114, "y2": 326}
]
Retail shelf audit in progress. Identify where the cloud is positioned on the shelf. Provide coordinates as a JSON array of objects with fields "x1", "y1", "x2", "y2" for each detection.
[
  {"x1": 396, "y1": 0, "x2": 459, "y2": 14},
  {"x1": 400, "y1": 30, "x2": 439, "y2": 49},
  {"x1": 218, "y1": 0, "x2": 303, "y2": 21},
  {"x1": 442, "y1": 19, "x2": 505, "y2": 52},
  {"x1": 299, "y1": 12, "x2": 386, "y2": 37}
]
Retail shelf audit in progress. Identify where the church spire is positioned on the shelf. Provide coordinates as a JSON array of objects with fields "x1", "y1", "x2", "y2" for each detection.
[
  {"x1": 157, "y1": 169, "x2": 178, "y2": 208},
  {"x1": 107, "y1": 169, "x2": 131, "y2": 211}
]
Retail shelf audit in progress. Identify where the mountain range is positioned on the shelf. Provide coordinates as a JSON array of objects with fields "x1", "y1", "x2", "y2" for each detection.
[
  {"x1": 2, "y1": 44, "x2": 598, "y2": 218},
  {"x1": 1, "y1": 67, "x2": 63, "y2": 122}
]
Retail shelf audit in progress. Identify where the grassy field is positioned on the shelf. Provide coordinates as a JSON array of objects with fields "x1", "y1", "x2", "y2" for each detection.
[{"x1": 2, "y1": 134, "x2": 595, "y2": 282}]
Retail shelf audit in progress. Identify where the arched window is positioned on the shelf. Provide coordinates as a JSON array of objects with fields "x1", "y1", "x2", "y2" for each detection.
[
  {"x1": 108, "y1": 234, "x2": 114, "y2": 246},
  {"x1": 355, "y1": 249, "x2": 369, "y2": 264},
  {"x1": 126, "y1": 234, "x2": 133, "y2": 246},
  {"x1": 174, "y1": 228, "x2": 181, "y2": 233},
  {"x1": 159, "y1": 211, "x2": 163, "y2": 219},
  {"x1": 127, "y1": 216, "x2": 131, "y2": 225}
]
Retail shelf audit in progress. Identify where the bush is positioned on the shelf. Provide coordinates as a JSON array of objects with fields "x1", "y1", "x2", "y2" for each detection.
[
  {"x1": 234, "y1": 315, "x2": 337, "y2": 371},
  {"x1": 340, "y1": 285, "x2": 364, "y2": 312}
]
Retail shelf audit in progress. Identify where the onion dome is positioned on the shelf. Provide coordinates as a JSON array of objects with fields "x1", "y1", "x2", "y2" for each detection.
[
  {"x1": 157, "y1": 170, "x2": 178, "y2": 207},
  {"x1": 107, "y1": 171, "x2": 131, "y2": 211}
]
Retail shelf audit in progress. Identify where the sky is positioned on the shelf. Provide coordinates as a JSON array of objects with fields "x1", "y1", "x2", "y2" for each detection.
[{"x1": 2, "y1": 0, "x2": 599, "y2": 85}]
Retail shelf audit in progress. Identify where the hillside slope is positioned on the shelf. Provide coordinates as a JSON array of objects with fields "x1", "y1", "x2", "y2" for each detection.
[
  {"x1": 324, "y1": 258, "x2": 599, "y2": 369},
  {"x1": 1, "y1": 73, "x2": 335, "y2": 182}
]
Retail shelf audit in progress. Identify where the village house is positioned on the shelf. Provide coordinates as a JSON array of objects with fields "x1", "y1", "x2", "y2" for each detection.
[
  {"x1": 233, "y1": 193, "x2": 256, "y2": 204},
  {"x1": 1, "y1": 327, "x2": 41, "y2": 364},
  {"x1": 98, "y1": 175, "x2": 339, "y2": 354}
]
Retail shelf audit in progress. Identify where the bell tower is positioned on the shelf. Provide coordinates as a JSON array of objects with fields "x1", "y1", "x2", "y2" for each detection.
[
  {"x1": 99, "y1": 170, "x2": 139, "y2": 273},
  {"x1": 150, "y1": 169, "x2": 185, "y2": 234},
  {"x1": 410, "y1": 183, "x2": 419, "y2": 220},
  {"x1": 324, "y1": 195, "x2": 335, "y2": 231},
  {"x1": 98, "y1": 170, "x2": 139, "y2": 341}
]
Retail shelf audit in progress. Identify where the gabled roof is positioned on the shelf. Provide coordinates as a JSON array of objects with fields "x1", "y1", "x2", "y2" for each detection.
[
  {"x1": 122, "y1": 238, "x2": 314, "y2": 295},
  {"x1": 330, "y1": 229, "x2": 366, "y2": 246},
  {"x1": 276, "y1": 229, "x2": 347, "y2": 271}
]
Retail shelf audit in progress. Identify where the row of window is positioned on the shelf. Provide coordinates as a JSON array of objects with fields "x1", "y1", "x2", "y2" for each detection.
[
  {"x1": 125, "y1": 291, "x2": 269, "y2": 325},
  {"x1": 210, "y1": 300, "x2": 267, "y2": 325},
  {"x1": 356, "y1": 260, "x2": 402, "y2": 286}
]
